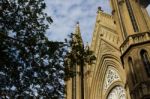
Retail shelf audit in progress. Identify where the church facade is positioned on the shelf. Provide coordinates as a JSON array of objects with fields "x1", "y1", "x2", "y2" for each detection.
[{"x1": 65, "y1": 0, "x2": 150, "y2": 99}]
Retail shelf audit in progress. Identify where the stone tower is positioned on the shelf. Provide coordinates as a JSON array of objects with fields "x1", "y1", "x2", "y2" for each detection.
[
  {"x1": 110, "y1": 0, "x2": 150, "y2": 98},
  {"x1": 110, "y1": 0, "x2": 150, "y2": 41},
  {"x1": 87, "y1": 8, "x2": 128, "y2": 99}
]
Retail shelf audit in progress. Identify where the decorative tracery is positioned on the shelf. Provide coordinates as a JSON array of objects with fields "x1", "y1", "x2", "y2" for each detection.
[
  {"x1": 103, "y1": 67, "x2": 120, "y2": 91},
  {"x1": 107, "y1": 86, "x2": 126, "y2": 99}
]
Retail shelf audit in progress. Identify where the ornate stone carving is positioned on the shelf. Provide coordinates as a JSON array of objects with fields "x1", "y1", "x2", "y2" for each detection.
[
  {"x1": 107, "y1": 86, "x2": 126, "y2": 99},
  {"x1": 103, "y1": 67, "x2": 120, "y2": 91}
]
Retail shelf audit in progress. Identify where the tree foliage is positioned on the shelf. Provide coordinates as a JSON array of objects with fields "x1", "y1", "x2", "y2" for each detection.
[
  {"x1": 0, "y1": 0, "x2": 64, "y2": 98},
  {"x1": 64, "y1": 33, "x2": 96, "y2": 80},
  {"x1": 64, "y1": 33, "x2": 96, "y2": 99}
]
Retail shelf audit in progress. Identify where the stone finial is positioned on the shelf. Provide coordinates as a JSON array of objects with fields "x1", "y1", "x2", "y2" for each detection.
[
  {"x1": 97, "y1": 6, "x2": 103, "y2": 13},
  {"x1": 73, "y1": 21, "x2": 83, "y2": 45},
  {"x1": 75, "y1": 21, "x2": 80, "y2": 33},
  {"x1": 98, "y1": 6, "x2": 102, "y2": 11}
]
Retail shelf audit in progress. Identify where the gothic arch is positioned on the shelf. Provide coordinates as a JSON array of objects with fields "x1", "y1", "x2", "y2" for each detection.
[
  {"x1": 128, "y1": 57, "x2": 137, "y2": 85},
  {"x1": 103, "y1": 66, "x2": 121, "y2": 92},
  {"x1": 137, "y1": 47, "x2": 150, "y2": 58},
  {"x1": 140, "y1": 49, "x2": 150, "y2": 77},
  {"x1": 106, "y1": 85, "x2": 126, "y2": 99},
  {"x1": 102, "y1": 66, "x2": 126, "y2": 99},
  {"x1": 136, "y1": 48, "x2": 150, "y2": 78},
  {"x1": 89, "y1": 54, "x2": 126, "y2": 99}
]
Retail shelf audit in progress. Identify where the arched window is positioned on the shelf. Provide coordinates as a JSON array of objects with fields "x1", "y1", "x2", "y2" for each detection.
[
  {"x1": 107, "y1": 86, "x2": 126, "y2": 99},
  {"x1": 128, "y1": 57, "x2": 137, "y2": 85},
  {"x1": 140, "y1": 50, "x2": 150, "y2": 77}
]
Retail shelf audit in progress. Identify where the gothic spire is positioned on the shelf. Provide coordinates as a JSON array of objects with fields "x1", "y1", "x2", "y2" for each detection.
[
  {"x1": 73, "y1": 21, "x2": 83, "y2": 45},
  {"x1": 74, "y1": 21, "x2": 81, "y2": 37}
]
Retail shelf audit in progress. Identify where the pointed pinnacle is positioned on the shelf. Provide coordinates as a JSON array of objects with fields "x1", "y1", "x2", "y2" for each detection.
[
  {"x1": 73, "y1": 21, "x2": 83, "y2": 45},
  {"x1": 75, "y1": 21, "x2": 81, "y2": 35}
]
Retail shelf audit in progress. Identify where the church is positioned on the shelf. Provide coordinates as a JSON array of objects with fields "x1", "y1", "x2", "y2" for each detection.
[{"x1": 65, "y1": 0, "x2": 150, "y2": 99}]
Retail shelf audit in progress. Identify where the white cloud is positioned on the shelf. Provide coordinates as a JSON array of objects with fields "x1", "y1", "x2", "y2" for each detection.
[
  {"x1": 44, "y1": 0, "x2": 111, "y2": 43},
  {"x1": 45, "y1": 0, "x2": 150, "y2": 44}
]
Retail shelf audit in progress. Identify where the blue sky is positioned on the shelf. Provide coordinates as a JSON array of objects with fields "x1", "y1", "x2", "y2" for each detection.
[{"x1": 45, "y1": 0, "x2": 150, "y2": 44}]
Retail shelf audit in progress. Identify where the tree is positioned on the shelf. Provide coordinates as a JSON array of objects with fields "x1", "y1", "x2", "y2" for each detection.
[
  {"x1": 64, "y1": 33, "x2": 96, "y2": 99},
  {"x1": 0, "y1": 0, "x2": 65, "y2": 98}
]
